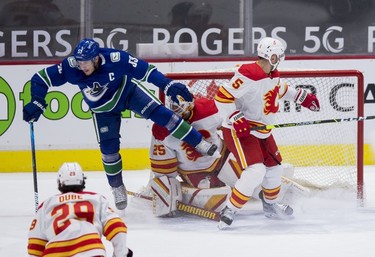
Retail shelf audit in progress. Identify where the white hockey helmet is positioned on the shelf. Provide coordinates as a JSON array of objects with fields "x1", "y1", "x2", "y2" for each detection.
[
  {"x1": 168, "y1": 95, "x2": 194, "y2": 119},
  {"x1": 257, "y1": 37, "x2": 285, "y2": 71},
  {"x1": 57, "y1": 162, "x2": 85, "y2": 186}
]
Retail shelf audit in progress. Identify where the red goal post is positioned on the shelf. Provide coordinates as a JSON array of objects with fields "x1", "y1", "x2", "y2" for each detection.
[{"x1": 163, "y1": 69, "x2": 364, "y2": 200}]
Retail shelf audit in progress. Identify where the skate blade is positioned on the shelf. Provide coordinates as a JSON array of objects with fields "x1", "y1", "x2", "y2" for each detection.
[{"x1": 217, "y1": 220, "x2": 231, "y2": 230}]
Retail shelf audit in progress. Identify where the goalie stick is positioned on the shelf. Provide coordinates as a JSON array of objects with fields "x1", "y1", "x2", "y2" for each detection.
[
  {"x1": 29, "y1": 122, "x2": 39, "y2": 213},
  {"x1": 251, "y1": 115, "x2": 374, "y2": 131},
  {"x1": 127, "y1": 190, "x2": 220, "y2": 221},
  {"x1": 281, "y1": 176, "x2": 310, "y2": 196}
]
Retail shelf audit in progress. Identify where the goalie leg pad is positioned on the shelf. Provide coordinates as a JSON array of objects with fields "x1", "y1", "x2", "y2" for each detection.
[
  {"x1": 150, "y1": 176, "x2": 182, "y2": 217},
  {"x1": 181, "y1": 184, "x2": 231, "y2": 212},
  {"x1": 180, "y1": 171, "x2": 225, "y2": 189},
  {"x1": 282, "y1": 163, "x2": 295, "y2": 179},
  {"x1": 217, "y1": 154, "x2": 243, "y2": 188}
]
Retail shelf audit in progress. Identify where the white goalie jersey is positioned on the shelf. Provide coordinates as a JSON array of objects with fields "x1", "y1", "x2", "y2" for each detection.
[
  {"x1": 149, "y1": 98, "x2": 235, "y2": 215},
  {"x1": 150, "y1": 97, "x2": 225, "y2": 180},
  {"x1": 27, "y1": 191, "x2": 129, "y2": 257}
]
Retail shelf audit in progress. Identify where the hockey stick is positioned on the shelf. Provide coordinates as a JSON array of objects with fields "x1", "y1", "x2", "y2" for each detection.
[
  {"x1": 251, "y1": 115, "x2": 375, "y2": 131},
  {"x1": 281, "y1": 176, "x2": 310, "y2": 196},
  {"x1": 29, "y1": 122, "x2": 39, "y2": 213},
  {"x1": 127, "y1": 190, "x2": 220, "y2": 221},
  {"x1": 127, "y1": 190, "x2": 154, "y2": 201}
]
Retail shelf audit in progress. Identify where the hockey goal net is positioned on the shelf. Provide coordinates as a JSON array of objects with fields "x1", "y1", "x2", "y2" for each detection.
[{"x1": 163, "y1": 70, "x2": 364, "y2": 200}]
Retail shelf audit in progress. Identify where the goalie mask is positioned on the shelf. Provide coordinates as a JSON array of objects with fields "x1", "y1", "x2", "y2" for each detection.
[
  {"x1": 168, "y1": 95, "x2": 194, "y2": 119},
  {"x1": 257, "y1": 37, "x2": 285, "y2": 71},
  {"x1": 57, "y1": 162, "x2": 85, "y2": 189}
]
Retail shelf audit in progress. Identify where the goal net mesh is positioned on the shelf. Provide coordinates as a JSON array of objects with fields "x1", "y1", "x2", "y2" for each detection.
[{"x1": 163, "y1": 70, "x2": 364, "y2": 198}]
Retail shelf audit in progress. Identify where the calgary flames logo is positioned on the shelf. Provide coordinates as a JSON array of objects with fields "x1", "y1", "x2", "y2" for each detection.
[
  {"x1": 263, "y1": 85, "x2": 280, "y2": 115},
  {"x1": 181, "y1": 130, "x2": 211, "y2": 161}
]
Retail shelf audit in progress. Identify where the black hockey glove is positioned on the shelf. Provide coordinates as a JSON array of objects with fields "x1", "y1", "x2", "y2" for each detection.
[
  {"x1": 23, "y1": 98, "x2": 47, "y2": 122},
  {"x1": 164, "y1": 82, "x2": 193, "y2": 104}
]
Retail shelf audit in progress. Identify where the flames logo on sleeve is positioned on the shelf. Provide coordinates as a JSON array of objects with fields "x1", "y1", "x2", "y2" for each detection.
[
  {"x1": 181, "y1": 130, "x2": 211, "y2": 161},
  {"x1": 263, "y1": 85, "x2": 280, "y2": 115}
]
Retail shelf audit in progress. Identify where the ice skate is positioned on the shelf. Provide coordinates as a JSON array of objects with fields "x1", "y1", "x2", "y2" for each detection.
[
  {"x1": 112, "y1": 184, "x2": 128, "y2": 210},
  {"x1": 195, "y1": 139, "x2": 219, "y2": 157},
  {"x1": 218, "y1": 206, "x2": 236, "y2": 230},
  {"x1": 259, "y1": 191, "x2": 293, "y2": 219}
]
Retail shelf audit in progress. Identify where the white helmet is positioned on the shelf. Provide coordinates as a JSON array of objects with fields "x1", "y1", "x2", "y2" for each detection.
[
  {"x1": 57, "y1": 162, "x2": 85, "y2": 186},
  {"x1": 168, "y1": 95, "x2": 194, "y2": 119},
  {"x1": 257, "y1": 37, "x2": 285, "y2": 71}
]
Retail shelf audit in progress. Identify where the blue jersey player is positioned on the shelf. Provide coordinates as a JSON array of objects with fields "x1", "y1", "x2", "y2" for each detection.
[{"x1": 23, "y1": 38, "x2": 219, "y2": 210}]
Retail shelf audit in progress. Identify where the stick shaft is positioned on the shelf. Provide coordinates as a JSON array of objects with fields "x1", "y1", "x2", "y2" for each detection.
[
  {"x1": 176, "y1": 201, "x2": 220, "y2": 221},
  {"x1": 127, "y1": 190, "x2": 153, "y2": 201},
  {"x1": 30, "y1": 122, "x2": 39, "y2": 213},
  {"x1": 251, "y1": 115, "x2": 375, "y2": 131}
]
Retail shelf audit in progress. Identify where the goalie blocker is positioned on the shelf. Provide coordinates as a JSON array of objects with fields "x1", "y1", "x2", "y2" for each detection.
[{"x1": 150, "y1": 162, "x2": 309, "y2": 217}]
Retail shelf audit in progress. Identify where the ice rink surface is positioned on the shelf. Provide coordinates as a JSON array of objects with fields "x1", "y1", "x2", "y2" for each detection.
[{"x1": 1, "y1": 167, "x2": 375, "y2": 257}]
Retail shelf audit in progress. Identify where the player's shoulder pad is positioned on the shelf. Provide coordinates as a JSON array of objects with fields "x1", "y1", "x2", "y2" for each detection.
[
  {"x1": 66, "y1": 56, "x2": 78, "y2": 68},
  {"x1": 110, "y1": 51, "x2": 121, "y2": 62},
  {"x1": 189, "y1": 98, "x2": 218, "y2": 123},
  {"x1": 238, "y1": 62, "x2": 269, "y2": 81},
  {"x1": 100, "y1": 48, "x2": 122, "y2": 63}
]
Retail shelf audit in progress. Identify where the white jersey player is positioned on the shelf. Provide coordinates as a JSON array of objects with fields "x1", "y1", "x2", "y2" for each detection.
[
  {"x1": 27, "y1": 162, "x2": 133, "y2": 257},
  {"x1": 214, "y1": 37, "x2": 320, "y2": 229}
]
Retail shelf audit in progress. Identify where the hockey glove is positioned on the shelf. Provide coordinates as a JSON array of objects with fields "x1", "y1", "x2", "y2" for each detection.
[
  {"x1": 164, "y1": 82, "x2": 193, "y2": 104},
  {"x1": 23, "y1": 98, "x2": 47, "y2": 122},
  {"x1": 294, "y1": 89, "x2": 320, "y2": 112},
  {"x1": 152, "y1": 123, "x2": 170, "y2": 141},
  {"x1": 229, "y1": 111, "x2": 250, "y2": 138}
]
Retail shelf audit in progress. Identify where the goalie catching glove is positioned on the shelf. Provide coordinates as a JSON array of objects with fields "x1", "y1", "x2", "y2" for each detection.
[
  {"x1": 294, "y1": 88, "x2": 320, "y2": 112},
  {"x1": 229, "y1": 110, "x2": 251, "y2": 138}
]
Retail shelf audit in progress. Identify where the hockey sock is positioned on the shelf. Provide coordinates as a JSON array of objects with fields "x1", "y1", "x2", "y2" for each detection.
[{"x1": 103, "y1": 156, "x2": 123, "y2": 187}]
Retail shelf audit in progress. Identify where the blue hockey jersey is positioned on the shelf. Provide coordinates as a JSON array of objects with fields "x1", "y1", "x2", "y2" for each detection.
[{"x1": 30, "y1": 48, "x2": 170, "y2": 112}]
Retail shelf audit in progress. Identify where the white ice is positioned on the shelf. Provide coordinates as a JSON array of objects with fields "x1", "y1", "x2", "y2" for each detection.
[{"x1": 1, "y1": 167, "x2": 375, "y2": 257}]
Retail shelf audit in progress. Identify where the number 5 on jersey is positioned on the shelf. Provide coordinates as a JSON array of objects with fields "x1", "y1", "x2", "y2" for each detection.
[{"x1": 232, "y1": 78, "x2": 244, "y2": 89}]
